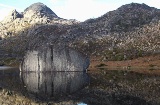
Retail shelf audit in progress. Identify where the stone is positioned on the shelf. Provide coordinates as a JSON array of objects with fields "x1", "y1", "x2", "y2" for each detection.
[{"x1": 20, "y1": 45, "x2": 90, "y2": 72}]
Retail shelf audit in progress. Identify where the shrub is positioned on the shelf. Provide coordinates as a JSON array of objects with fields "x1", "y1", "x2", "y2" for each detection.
[{"x1": 96, "y1": 63, "x2": 107, "y2": 67}]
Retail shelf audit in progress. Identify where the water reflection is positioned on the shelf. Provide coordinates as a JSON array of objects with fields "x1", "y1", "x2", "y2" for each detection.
[
  {"x1": 21, "y1": 71, "x2": 89, "y2": 99},
  {"x1": 1, "y1": 68, "x2": 159, "y2": 104},
  {"x1": 0, "y1": 68, "x2": 24, "y2": 93}
]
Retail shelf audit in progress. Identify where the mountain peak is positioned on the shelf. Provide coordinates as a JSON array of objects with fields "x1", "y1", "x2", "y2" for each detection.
[
  {"x1": 118, "y1": 3, "x2": 156, "y2": 11},
  {"x1": 9, "y1": 9, "x2": 22, "y2": 19},
  {"x1": 23, "y1": 2, "x2": 58, "y2": 19},
  {"x1": 1, "y1": 9, "x2": 22, "y2": 23},
  {"x1": 91, "y1": 2, "x2": 160, "y2": 32}
]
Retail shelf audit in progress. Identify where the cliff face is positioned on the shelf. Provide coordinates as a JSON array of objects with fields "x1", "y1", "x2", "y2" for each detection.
[{"x1": 20, "y1": 45, "x2": 89, "y2": 72}]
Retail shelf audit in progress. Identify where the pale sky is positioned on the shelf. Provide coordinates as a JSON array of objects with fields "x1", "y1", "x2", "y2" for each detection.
[{"x1": 0, "y1": 0, "x2": 160, "y2": 22}]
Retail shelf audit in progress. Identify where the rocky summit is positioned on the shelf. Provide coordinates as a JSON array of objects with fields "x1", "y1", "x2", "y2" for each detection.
[
  {"x1": 0, "y1": 2, "x2": 160, "y2": 65},
  {"x1": 23, "y1": 2, "x2": 58, "y2": 19},
  {"x1": 0, "y1": 2, "x2": 78, "y2": 39},
  {"x1": 84, "y1": 3, "x2": 160, "y2": 33}
]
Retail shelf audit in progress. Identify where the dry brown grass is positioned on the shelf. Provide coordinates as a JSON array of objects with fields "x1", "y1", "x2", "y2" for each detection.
[{"x1": 89, "y1": 54, "x2": 160, "y2": 72}]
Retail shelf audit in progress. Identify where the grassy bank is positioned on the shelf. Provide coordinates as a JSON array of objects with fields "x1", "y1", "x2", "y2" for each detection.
[{"x1": 89, "y1": 54, "x2": 160, "y2": 71}]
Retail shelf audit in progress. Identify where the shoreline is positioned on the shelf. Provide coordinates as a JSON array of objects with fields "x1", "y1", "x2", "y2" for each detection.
[{"x1": 89, "y1": 54, "x2": 160, "y2": 69}]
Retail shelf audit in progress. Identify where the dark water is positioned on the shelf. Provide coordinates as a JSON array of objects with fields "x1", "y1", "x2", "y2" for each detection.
[
  {"x1": 0, "y1": 67, "x2": 160, "y2": 105},
  {"x1": 21, "y1": 71, "x2": 89, "y2": 100}
]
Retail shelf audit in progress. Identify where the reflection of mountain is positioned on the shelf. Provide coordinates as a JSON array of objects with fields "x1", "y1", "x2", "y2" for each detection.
[{"x1": 21, "y1": 71, "x2": 89, "y2": 99}]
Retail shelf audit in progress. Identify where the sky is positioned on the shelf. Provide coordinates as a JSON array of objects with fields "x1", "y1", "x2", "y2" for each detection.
[{"x1": 0, "y1": 0, "x2": 160, "y2": 22}]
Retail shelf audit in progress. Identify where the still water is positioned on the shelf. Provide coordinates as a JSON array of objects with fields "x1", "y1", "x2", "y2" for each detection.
[{"x1": 0, "y1": 67, "x2": 160, "y2": 105}]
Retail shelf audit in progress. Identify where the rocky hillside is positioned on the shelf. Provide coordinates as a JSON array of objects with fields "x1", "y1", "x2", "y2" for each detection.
[
  {"x1": 70, "y1": 3, "x2": 160, "y2": 60},
  {"x1": 84, "y1": 3, "x2": 160, "y2": 32},
  {"x1": 0, "y1": 2, "x2": 160, "y2": 63}
]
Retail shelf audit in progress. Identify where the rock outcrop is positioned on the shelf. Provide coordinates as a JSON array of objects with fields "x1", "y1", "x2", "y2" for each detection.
[
  {"x1": 23, "y1": 2, "x2": 58, "y2": 19},
  {"x1": 20, "y1": 45, "x2": 89, "y2": 72},
  {"x1": 23, "y1": 2, "x2": 59, "y2": 24},
  {"x1": 2, "y1": 9, "x2": 23, "y2": 23}
]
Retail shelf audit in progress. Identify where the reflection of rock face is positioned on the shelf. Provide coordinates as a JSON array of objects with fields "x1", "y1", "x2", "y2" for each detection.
[
  {"x1": 20, "y1": 45, "x2": 89, "y2": 72},
  {"x1": 21, "y1": 72, "x2": 89, "y2": 98}
]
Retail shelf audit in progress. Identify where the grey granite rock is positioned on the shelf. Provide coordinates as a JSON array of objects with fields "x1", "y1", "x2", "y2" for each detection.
[{"x1": 20, "y1": 45, "x2": 89, "y2": 72}]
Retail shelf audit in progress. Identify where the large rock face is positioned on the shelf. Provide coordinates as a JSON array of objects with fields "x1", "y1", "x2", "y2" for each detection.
[{"x1": 20, "y1": 45, "x2": 89, "y2": 72}]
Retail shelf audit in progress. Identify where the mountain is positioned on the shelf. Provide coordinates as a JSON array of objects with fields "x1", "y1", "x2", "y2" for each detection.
[
  {"x1": 82, "y1": 3, "x2": 160, "y2": 34},
  {"x1": 0, "y1": 2, "x2": 78, "y2": 39},
  {"x1": 23, "y1": 2, "x2": 58, "y2": 19},
  {"x1": 0, "y1": 2, "x2": 160, "y2": 64},
  {"x1": 69, "y1": 3, "x2": 160, "y2": 59}
]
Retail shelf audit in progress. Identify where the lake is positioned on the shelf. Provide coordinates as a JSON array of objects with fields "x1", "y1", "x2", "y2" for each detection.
[{"x1": 0, "y1": 67, "x2": 160, "y2": 105}]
